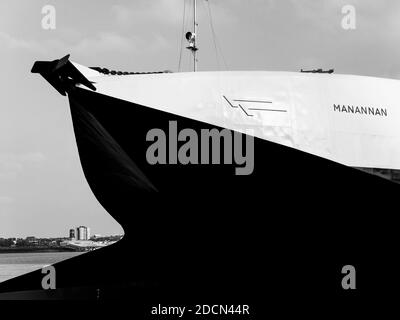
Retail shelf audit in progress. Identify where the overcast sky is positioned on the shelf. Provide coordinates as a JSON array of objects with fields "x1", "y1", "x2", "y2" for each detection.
[{"x1": 1, "y1": 0, "x2": 400, "y2": 238}]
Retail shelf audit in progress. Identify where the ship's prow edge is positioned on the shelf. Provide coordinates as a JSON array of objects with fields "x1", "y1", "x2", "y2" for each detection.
[{"x1": 31, "y1": 54, "x2": 96, "y2": 96}]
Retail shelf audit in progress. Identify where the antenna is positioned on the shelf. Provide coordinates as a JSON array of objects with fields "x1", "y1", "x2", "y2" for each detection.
[{"x1": 185, "y1": 0, "x2": 198, "y2": 72}]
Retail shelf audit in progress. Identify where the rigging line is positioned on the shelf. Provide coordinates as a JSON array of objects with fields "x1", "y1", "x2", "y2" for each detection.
[
  {"x1": 216, "y1": 34, "x2": 228, "y2": 70},
  {"x1": 203, "y1": 0, "x2": 220, "y2": 70},
  {"x1": 206, "y1": 0, "x2": 228, "y2": 70},
  {"x1": 178, "y1": 0, "x2": 187, "y2": 72}
]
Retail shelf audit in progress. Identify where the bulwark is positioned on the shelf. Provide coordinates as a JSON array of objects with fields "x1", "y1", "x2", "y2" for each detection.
[{"x1": 333, "y1": 104, "x2": 387, "y2": 116}]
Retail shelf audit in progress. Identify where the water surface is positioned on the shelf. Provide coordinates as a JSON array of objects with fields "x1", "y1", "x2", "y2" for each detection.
[{"x1": 0, "y1": 252, "x2": 84, "y2": 283}]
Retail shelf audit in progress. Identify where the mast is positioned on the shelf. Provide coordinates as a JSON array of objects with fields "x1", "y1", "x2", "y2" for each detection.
[
  {"x1": 185, "y1": 0, "x2": 198, "y2": 72},
  {"x1": 193, "y1": 0, "x2": 197, "y2": 72}
]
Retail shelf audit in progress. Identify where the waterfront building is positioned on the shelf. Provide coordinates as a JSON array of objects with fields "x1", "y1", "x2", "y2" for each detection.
[{"x1": 75, "y1": 226, "x2": 90, "y2": 240}]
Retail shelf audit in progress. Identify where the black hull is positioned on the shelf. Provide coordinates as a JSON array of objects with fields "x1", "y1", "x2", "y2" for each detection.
[{"x1": 1, "y1": 87, "x2": 399, "y2": 311}]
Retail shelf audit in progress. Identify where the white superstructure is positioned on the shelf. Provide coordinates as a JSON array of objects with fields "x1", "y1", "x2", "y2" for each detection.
[{"x1": 74, "y1": 62, "x2": 400, "y2": 171}]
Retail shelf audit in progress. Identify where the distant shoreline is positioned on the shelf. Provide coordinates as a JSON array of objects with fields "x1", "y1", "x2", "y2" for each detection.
[{"x1": 0, "y1": 247, "x2": 77, "y2": 254}]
